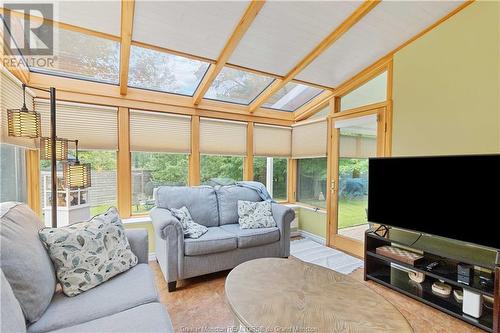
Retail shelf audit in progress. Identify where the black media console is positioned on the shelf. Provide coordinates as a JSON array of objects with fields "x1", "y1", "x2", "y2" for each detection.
[{"x1": 364, "y1": 228, "x2": 499, "y2": 332}]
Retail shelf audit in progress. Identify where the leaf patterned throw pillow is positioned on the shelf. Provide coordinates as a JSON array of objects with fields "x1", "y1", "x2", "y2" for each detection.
[
  {"x1": 38, "y1": 207, "x2": 138, "y2": 297},
  {"x1": 170, "y1": 206, "x2": 208, "y2": 239},
  {"x1": 238, "y1": 200, "x2": 276, "y2": 229}
]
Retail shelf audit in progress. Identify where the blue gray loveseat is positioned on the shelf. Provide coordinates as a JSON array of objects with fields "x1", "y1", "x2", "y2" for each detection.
[{"x1": 150, "y1": 185, "x2": 295, "y2": 291}]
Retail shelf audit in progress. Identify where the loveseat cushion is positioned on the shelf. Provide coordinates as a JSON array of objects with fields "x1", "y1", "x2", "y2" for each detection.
[
  {"x1": 155, "y1": 186, "x2": 219, "y2": 227},
  {"x1": 220, "y1": 224, "x2": 280, "y2": 249},
  {"x1": 27, "y1": 264, "x2": 158, "y2": 333},
  {"x1": 45, "y1": 303, "x2": 173, "y2": 333},
  {"x1": 184, "y1": 227, "x2": 237, "y2": 256},
  {"x1": 216, "y1": 186, "x2": 262, "y2": 225},
  {"x1": 0, "y1": 202, "x2": 56, "y2": 324},
  {"x1": 1, "y1": 269, "x2": 26, "y2": 333}
]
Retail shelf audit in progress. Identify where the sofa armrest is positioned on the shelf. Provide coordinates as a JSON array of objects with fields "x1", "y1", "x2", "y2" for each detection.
[
  {"x1": 271, "y1": 203, "x2": 295, "y2": 257},
  {"x1": 125, "y1": 228, "x2": 149, "y2": 264}
]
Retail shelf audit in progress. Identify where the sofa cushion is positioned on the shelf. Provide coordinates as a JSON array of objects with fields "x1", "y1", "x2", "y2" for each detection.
[
  {"x1": 39, "y1": 207, "x2": 138, "y2": 297},
  {"x1": 45, "y1": 303, "x2": 173, "y2": 333},
  {"x1": 220, "y1": 224, "x2": 280, "y2": 249},
  {"x1": 27, "y1": 263, "x2": 158, "y2": 333},
  {"x1": 0, "y1": 202, "x2": 57, "y2": 324},
  {"x1": 155, "y1": 186, "x2": 219, "y2": 227},
  {"x1": 184, "y1": 227, "x2": 237, "y2": 256},
  {"x1": 1, "y1": 269, "x2": 26, "y2": 333},
  {"x1": 216, "y1": 186, "x2": 262, "y2": 226}
]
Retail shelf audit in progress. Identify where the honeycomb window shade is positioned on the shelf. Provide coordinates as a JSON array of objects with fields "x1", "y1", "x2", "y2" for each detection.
[
  {"x1": 1, "y1": 70, "x2": 36, "y2": 148},
  {"x1": 200, "y1": 118, "x2": 247, "y2": 156},
  {"x1": 130, "y1": 110, "x2": 191, "y2": 153},
  {"x1": 292, "y1": 119, "x2": 327, "y2": 158},
  {"x1": 253, "y1": 124, "x2": 292, "y2": 157},
  {"x1": 35, "y1": 99, "x2": 118, "y2": 150}
]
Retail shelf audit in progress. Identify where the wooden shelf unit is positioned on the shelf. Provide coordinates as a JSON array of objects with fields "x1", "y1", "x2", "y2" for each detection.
[{"x1": 364, "y1": 228, "x2": 499, "y2": 333}]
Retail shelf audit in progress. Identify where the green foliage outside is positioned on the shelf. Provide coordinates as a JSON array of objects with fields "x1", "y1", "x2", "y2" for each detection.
[
  {"x1": 200, "y1": 155, "x2": 244, "y2": 183},
  {"x1": 132, "y1": 152, "x2": 188, "y2": 185},
  {"x1": 339, "y1": 158, "x2": 368, "y2": 178},
  {"x1": 297, "y1": 158, "x2": 327, "y2": 208},
  {"x1": 253, "y1": 157, "x2": 287, "y2": 201}
]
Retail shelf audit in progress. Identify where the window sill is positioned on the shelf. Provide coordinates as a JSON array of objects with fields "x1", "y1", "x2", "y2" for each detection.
[
  {"x1": 286, "y1": 203, "x2": 327, "y2": 214},
  {"x1": 123, "y1": 215, "x2": 152, "y2": 224}
]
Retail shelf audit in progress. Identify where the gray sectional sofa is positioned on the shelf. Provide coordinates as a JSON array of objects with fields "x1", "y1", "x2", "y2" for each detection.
[
  {"x1": 0, "y1": 202, "x2": 173, "y2": 333},
  {"x1": 150, "y1": 185, "x2": 295, "y2": 291}
]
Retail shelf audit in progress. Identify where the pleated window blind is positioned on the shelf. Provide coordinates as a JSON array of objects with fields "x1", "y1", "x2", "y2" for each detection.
[
  {"x1": 292, "y1": 119, "x2": 327, "y2": 158},
  {"x1": 254, "y1": 124, "x2": 291, "y2": 157},
  {"x1": 1, "y1": 71, "x2": 36, "y2": 148},
  {"x1": 200, "y1": 118, "x2": 247, "y2": 156},
  {"x1": 35, "y1": 99, "x2": 118, "y2": 150},
  {"x1": 130, "y1": 110, "x2": 191, "y2": 153},
  {"x1": 339, "y1": 134, "x2": 377, "y2": 158}
]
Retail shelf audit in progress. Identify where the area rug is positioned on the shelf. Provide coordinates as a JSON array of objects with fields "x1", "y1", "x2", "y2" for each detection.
[{"x1": 290, "y1": 238, "x2": 363, "y2": 275}]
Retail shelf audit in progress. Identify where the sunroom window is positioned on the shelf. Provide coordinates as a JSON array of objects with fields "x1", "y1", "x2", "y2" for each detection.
[
  {"x1": 204, "y1": 67, "x2": 274, "y2": 105},
  {"x1": 340, "y1": 71, "x2": 387, "y2": 111},
  {"x1": 128, "y1": 45, "x2": 210, "y2": 96},
  {"x1": 131, "y1": 152, "x2": 188, "y2": 214},
  {"x1": 253, "y1": 157, "x2": 288, "y2": 201},
  {"x1": 262, "y1": 82, "x2": 323, "y2": 112},
  {"x1": 129, "y1": 110, "x2": 191, "y2": 214},
  {"x1": 4, "y1": 15, "x2": 120, "y2": 84}
]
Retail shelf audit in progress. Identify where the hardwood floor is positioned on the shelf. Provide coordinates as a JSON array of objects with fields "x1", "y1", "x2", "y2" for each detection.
[{"x1": 150, "y1": 260, "x2": 484, "y2": 333}]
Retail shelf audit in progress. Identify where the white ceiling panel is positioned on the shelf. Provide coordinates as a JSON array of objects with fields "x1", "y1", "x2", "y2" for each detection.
[
  {"x1": 229, "y1": 1, "x2": 361, "y2": 76},
  {"x1": 3, "y1": 0, "x2": 121, "y2": 36},
  {"x1": 297, "y1": 1, "x2": 464, "y2": 87},
  {"x1": 133, "y1": 1, "x2": 250, "y2": 60}
]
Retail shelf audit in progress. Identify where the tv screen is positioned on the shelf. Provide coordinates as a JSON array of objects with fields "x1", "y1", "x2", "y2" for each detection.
[{"x1": 368, "y1": 154, "x2": 500, "y2": 250}]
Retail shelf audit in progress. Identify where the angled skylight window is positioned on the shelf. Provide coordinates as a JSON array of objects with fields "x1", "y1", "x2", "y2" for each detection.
[
  {"x1": 4, "y1": 15, "x2": 120, "y2": 84},
  {"x1": 262, "y1": 82, "x2": 324, "y2": 112},
  {"x1": 204, "y1": 67, "x2": 274, "y2": 105},
  {"x1": 128, "y1": 45, "x2": 210, "y2": 96}
]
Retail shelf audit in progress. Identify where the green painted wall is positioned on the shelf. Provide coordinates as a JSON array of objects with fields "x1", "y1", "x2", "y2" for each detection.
[
  {"x1": 298, "y1": 208, "x2": 327, "y2": 239},
  {"x1": 124, "y1": 222, "x2": 156, "y2": 254},
  {"x1": 392, "y1": 1, "x2": 500, "y2": 156}
]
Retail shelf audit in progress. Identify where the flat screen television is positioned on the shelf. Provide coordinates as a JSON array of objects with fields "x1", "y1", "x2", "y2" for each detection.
[{"x1": 368, "y1": 154, "x2": 500, "y2": 250}]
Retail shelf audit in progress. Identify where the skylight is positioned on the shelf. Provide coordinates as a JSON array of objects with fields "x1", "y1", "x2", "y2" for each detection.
[
  {"x1": 262, "y1": 82, "x2": 324, "y2": 112},
  {"x1": 4, "y1": 15, "x2": 120, "y2": 84},
  {"x1": 128, "y1": 45, "x2": 210, "y2": 96},
  {"x1": 204, "y1": 67, "x2": 274, "y2": 105}
]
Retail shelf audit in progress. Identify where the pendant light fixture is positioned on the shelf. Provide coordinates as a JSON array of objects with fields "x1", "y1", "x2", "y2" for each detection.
[
  {"x1": 63, "y1": 140, "x2": 91, "y2": 189},
  {"x1": 7, "y1": 84, "x2": 41, "y2": 138},
  {"x1": 40, "y1": 137, "x2": 69, "y2": 161}
]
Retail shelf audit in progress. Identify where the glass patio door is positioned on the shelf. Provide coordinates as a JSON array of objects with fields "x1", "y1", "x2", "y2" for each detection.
[{"x1": 330, "y1": 108, "x2": 386, "y2": 257}]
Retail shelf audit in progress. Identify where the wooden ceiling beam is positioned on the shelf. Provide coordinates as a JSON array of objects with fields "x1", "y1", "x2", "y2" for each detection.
[
  {"x1": 248, "y1": 0, "x2": 380, "y2": 113},
  {"x1": 192, "y1": 0, "x2": 265, "y2": 105},
  {"x1": 119, "y1": 0, "x2": 135, "y2": 95},
  {"x1": 28, "y1": 71, "x2": 294, "y2": 124}
]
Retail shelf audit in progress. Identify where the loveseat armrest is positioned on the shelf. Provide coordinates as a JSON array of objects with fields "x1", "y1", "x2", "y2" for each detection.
[
  {"x1": 150, "y1": 207, "x2": 183, "y2": 241},
  {"x1": 271, "y1": 203, "x2": 295, "y2": 257},
  {"x1": 125, "y1": 228, "x2": 149, "y2": 264},
  {"x1": 150, "y1": 207, "x2": 185, "y2": 283}
]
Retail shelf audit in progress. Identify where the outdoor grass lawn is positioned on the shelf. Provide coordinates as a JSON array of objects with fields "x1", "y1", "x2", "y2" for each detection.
[{"x1": 338, "y1": 198, "x2": 368, "y2": 229}]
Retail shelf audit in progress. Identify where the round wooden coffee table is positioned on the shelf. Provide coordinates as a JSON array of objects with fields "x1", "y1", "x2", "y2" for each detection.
[{"x1": 225, "y1": 258, "x2": 413, "y2": 333}]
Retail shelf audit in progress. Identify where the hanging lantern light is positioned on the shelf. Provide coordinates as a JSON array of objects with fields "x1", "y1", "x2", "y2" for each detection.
[
  {"x1": 40, "y1": 137, "x2": 69, "y2": 161},
  {"x1": 63, "y1": 140, "x2": 91, "y2": 189},
  {"x1": 7, "y1": 84, "x2": 41, "y2": 138}
]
